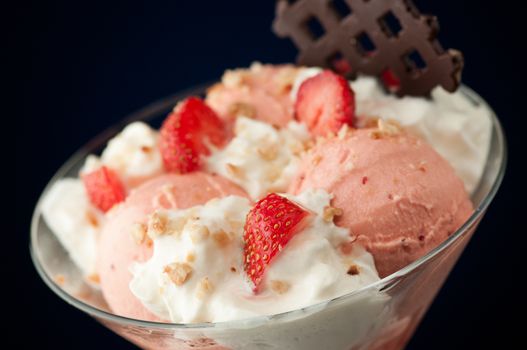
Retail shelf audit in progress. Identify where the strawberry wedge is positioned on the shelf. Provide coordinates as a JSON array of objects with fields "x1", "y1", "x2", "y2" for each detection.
[
  {"x1": 243, "y1": 193, "x2": 310, "y2": 291},
  {"x1": 82, "y1": 166, "x2": 126, "y2": 212},
  {"x1": 159, "y1": 97, "x2": 227, "y2": 173},
  {"x1": 295, "y1": 70, "x2": 355, "y2": 137}
]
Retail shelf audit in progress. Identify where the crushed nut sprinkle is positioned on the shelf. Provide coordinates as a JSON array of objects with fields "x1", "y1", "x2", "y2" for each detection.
[
  {"x1": 188, "y1": 221, "x2": 210, "y2": 243},
  {"x1": 347, "y1": 265, "x2": 360, "y2": 276},
  {"x1": 270, "y1": 280, "x2": 290, "y2": 294},
  {"x1": 85, "y1": 210, "x2": 99, "y2": 228},
  {"x1": 148, "y1": 211, "x2": 168, "y2": 238},
  {"x1": 186, "y1": 252, "x2": 196, "y2": 263},
  {"x1": 274, "y1": 66, "x2": 298, "y2": 93},
  {"x1": 257, "y1": 144, "x2": 279, "y2": 160},
  {"x1": 196, "y1": 277, "x2": 214, "y2": 299},
  {"x1": 225, "y1": 163, "x2": 245, "y2": 179},
  {"x1": 131, "y1": 222, "x2": 148, "y2": 244},
  {"x1": 369, "y1": 119, "x2": 401, "y2": 139},
  {"x1": 54, "y1": 274, "x2": 66, "y2": 286},
  {"x1": 212, "y1": 230, "x2": 231, "y2": 247},
  {"x1": 141, "y1": 145, "x2": 153, "y2": 153},
  {"x1": 289, "y1": 141, "x2": 306, "y2": 156},
  {"x1": 222, "y1": 69, "x2": 247, "y2": 88},
  {"x1": 164, "y1": 262, "x2": 193, "y2": 286},
  {"x1": 378, "y1": 119, "x2": 401, "y2": 134},
  {"x1": 228, "y1": 102, "x2": 256, "y2": 118},
  {"x1": 87, "y1": 273, "x2": 101, "y2": 284},
  {"x1": 323, "y1": 206, "x2": 344, "y2": 222},
  {"x1": 312, "y1": 154, "x2": 322, "y2": 165},
  {"x1": 337, "y1": 124, "x2": 352, "y2": 140}
]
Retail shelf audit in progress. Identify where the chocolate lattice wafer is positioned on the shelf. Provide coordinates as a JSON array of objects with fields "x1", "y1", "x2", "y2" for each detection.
[{"x1": 273, "y1": 0, "x2": 463, "y2": 96}]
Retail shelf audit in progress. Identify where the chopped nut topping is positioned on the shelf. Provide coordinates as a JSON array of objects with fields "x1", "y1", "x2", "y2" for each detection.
[
  {"x1": 368, "y1": 130, "x2": 383, "y2": 139},
  {"x1": 186, "y1": 252, "x2": 196, "y2": 263},
  {"x1": 257, "y1": 144, "x2": 279, "y2": 160},
  {"x1": 337, "y1": 124, "x2": 351, "y2": 140},
  {"x1": 225, "y1": 163, "x2": 245, "y2": 179},
  {"x1": 304, "y1": 140, "x2": 315, "y2": 151},
  {"x1": 85, "y1": 211, "x2": 99, "y2": 228},
  {"x1": 87, "y1": 273, "x2": 101, "y2": 284},
  {"x1": 347, "y1": 265, "x2": 360, "y2": 275},
  {"x1": 369, "y1": 119, "x2": 401, "y2": 139},
  {"x1": 212, "y1": 230, "x2": 231, "y2": 247},
  {"x1": 228, "y1": 102, "x2": 256, "y2": 118},
  {"x1": 266, "y1": 166, "x2": 282, "y2": 182},
  {"x1": 378, "y1": 119, "x2": 401, "y2": 134},
  {"x1": 270, "y1": 280, "x2": 290, "y2": 294},
  {"x1": 187, "y1": 220, "x2": 210, "y2": 243},
  {"x1": 289, "y1": 141, "x2": 305, "y2": 156},
  {"x1": 164, "y1": 262, "x2": 193, "y2": 286},
  {"x1": 312, "y1": 154, "x2": 322, "y2": 165},
  {"x1": 148, "y1": 211, "x2": 168, "y2": 238},
  {"x1": 222, "y1": 69, "x2": 247, "y2": 88},
  {"x1": 141, "y1": 145, "x2": 152, "y2": 153},
  {"x1": 344, "y1": 160, "x2": 355, "y2": 171},
  {"x1": 249, "y1": 61, "x2": 263, "y2": 72},
  {"x1": 196, "y1": 277, "x2": 214, "y2": 299},
  {"x1": 274, "y1": 66, "x2": 298, "y2": 94},
  {"x1": 131, "y1": 222, "x2": 148, "y2": 244},
  {"x1": 230, "y1": 266, "x2": 237, "y2": 273},
  {"x1": 323, "y1": 206, "x2": 344, "y2": 222},
  {"x1": 55, "y1": 274, "x2": 66, "y2": 286}
]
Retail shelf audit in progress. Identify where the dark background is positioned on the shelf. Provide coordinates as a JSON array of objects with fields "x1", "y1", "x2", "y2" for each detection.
[{"x1": 14, "y1": 0, "x2": 523, "y2": 349}]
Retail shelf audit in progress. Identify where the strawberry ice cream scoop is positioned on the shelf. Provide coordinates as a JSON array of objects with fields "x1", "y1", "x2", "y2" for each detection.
[
  {"x1": 97, "y1": 172, "x2": 247, "y2": 320},
  {"x1": 206, "y1": 63, "x2": 299, "y2": 128},
  {"x1": 289, "y1": 125, "x2": 473, "y2": 277}
]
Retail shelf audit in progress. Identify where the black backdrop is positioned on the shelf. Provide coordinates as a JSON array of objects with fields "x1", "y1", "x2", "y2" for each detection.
[{"x1": 14, "y1": 1, "x2": 524, "y2": 349}]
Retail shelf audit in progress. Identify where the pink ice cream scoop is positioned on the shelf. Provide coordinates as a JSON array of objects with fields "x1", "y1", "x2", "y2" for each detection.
[
  {"x1": 289, "y1": 128, "x2": 473, "y2": 277},
  {"x1": 206, "y1": 64, "x2": 298, "y2": 128},
  {"x1": 97, "y1": 172, "x2": 247, "y2": 321}
]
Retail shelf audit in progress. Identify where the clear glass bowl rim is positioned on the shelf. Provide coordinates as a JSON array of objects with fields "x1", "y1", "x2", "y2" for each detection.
[{"x1": 30, "y1": 83, "x2": 507, "y2": 330}]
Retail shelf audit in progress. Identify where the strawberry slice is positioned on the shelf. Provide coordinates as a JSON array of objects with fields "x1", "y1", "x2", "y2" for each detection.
[
  {"x1": 295, "y1": 70, "x2": 355, "y2": 137},
  {"x1": 243, "y1": 193, "x2": 310, "y2": 291},
  {"x1": 82, "y1": 166, "x2": 126, "y2": 212},
  {"x1": 159, "y1": 97, "x2": 227, "y2": 173}
]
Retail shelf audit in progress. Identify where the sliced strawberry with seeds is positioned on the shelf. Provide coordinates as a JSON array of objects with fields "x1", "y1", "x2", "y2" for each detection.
[
  {"x1": 243, "y1": 193, "x2": 310, "y2": 291},
  {"x1": 159, "y1": 97, "x2": 227, "y2": 173},
  {"x1": 295, "y1": 70, "x2": 355, "y2": 137},
  {"x1": 82, "y1": 166, "x2": 126, "y2": 212}
]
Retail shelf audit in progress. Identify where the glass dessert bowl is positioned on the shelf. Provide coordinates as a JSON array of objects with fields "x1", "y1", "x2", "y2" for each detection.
[{"x1": 30, "y1": 84, "x2": 506, "y2": 350}]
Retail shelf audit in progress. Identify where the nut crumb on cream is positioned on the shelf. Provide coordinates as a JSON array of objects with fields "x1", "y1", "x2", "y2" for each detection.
[
  {"x1": 164, "y1": 262, "x2": 193, "y2": 286},
  {"x1": 270, "y1": 280, "x2": 290, "y2": 294},
  {"x1": 55, "y1": 274, "x2": 66, "y2": 286},
  {"x1": 347, "y1": 265, "x2": 360, "y2": 276},
  {"x1": 196, "y1": 277, "x2": 214, "y2": 300},
  {"x1": 323, "y1": 206, "x2": 344, "y2": 222},
  {"x1": 131, "y1": 222, "x2": 148, "y2": 244},
  {"x1": 147, "y1": 211, "x2": 168, "y2": 238}
]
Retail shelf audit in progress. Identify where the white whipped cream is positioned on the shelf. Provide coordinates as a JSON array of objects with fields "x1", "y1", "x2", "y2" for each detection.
[
  {"x1": 41, "y1": 179, "x2": 103, "y2": 277},
  {"x1": 81, "y1": 121, "x2": 163, "y2": 187},
  {"x1": 205, "y1": 117, "x2": 310, "y2": 200},
  {"x1": 292, "y1": 68, "x2": 491, "y2": 194},
  {"x1": 130, "y1": 189, "x2": 379, "y2": 323}
]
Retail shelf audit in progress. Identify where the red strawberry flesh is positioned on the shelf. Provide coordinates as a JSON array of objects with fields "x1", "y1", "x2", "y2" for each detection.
[
  {"x1": 159, "y1": 97, "x2": 226, "y2": 173},
  {"x1": 82, "y1": 166, "x2": 126, "y2": 212},
  {"x1": 294, "y1": 70, "x2": 355, "y2": 137},
  {"x1": 243, "y1": 193, "x2": 310, "y2": 291}
]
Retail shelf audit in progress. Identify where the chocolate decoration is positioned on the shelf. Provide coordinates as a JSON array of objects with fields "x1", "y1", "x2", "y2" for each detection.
[{"x1": 273, "y1": 0, "x2": 464, "y2": 96}]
